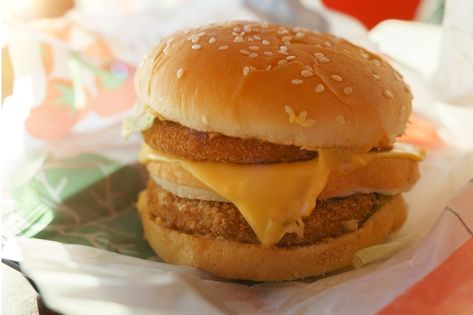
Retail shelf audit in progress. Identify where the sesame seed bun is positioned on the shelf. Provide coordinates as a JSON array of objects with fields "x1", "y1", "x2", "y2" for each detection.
[
  {"x1": 135, "y1": 21, "x2": 413, "y2": 149},
  {"x1": 137, "y1": 190, "x2": 407, "y2": 281}
]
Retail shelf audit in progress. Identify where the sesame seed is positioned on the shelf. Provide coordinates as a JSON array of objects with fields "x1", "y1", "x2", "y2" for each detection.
[
  {"x1": 191, "y1": 44, "x2": 201, "y2": 50},
  {"x1": 343, "y1": 86, "x2": 353, "y2": 95},
  {"x1": 314, "y1": 52, "x2": 331, "y2": 63},
  {"x1": 265, "y1": 65, "x2": 272, "y2": 71},
  {"x1": 284, "y1": 105, "x2": 294, "y2": 115},
  {"x1": 360, "y1": 52, "x2": 369, "y2": 59},
  {"x1": 384, "y1": 90, "x2": 393, "y2": 98},
  {"x1": 232, "y1": 32, "x2": 239, "y2": 36},
  {"x1": 240, "y1": 49, "x2": 250, "y2": 55},
  {"x1": 279, "y1": 45, "x2": 288, "y2": 52},
  {"x1": 218, "y1": 45, "x2": 229, "y2": 50},
  {"x1": 301, "y1": 119, "x2": 315, "y2": 127},
  {"x1": 277, "y1": 59, "x2": 288, "y2": 65},
  {"x1": 243, "y1": 66, "x2": 250, "y2": 76},
  {"x1": 282, "y1": 35, "x2": 292, "y2": 42},
  {"x1": 404, "y1": 84, "x2": 412, "y2": 95},
  {"x1": 331, "y1": 36, "x2": 341, "y2": 43},
  {"x1": 342, "y1": 48, "x2": 351, "y2": 54},
  {"x1": 315, "y1": 83, "x2": 325, "y2": 93},
  {"x1": 198, "y1": 31, "x2": 205, "y2": 37},
  {"x1": 304, "y1": 65, "x2": 313, "y2": 71},
  {"x1": 291, "y1": 79, "x2": 303, "y2": 85},
  {"x1": 239, "y1": 31, "x2": 246, "y2": 37},
  {"x1": 253, "y1": 35, "x2": 261, "y2": 40},
  {"x1": 330, "y1": 74, "x2": 342, "y2": 82},
  {"x1": 336, "y1": 115, "x2": 346, "y2": 124},
  {"x1": 249, "y1": 53, "x2": 258, "y2": 58},
  {"x1": 191, "y1": 36, "x2": 200, "y2": 43},
  {"x1": 295, "y1": 32, "x2": 305, "y2": 38},
  {"x1": 301, "y1": 70, "x2": 313, "y2": 77},
  {"x1": 201, "y1": 115, "x2": 208, "y2": 125},
  {"x1": 243, "y1": 24, "x2": 251, "y2": 32},
  {"x1": 264, "y1": 51, "x2": 273, "y2": 56},
  {"x1": 324, "y1": 41, "x2": 332, "y2": 47},
  {"x1": 233, "y1": 27, "x2": 241, "y2": 32},
  {"x1": 262, "y1": 40, "x2": 270, "y2": 45},
  {"x1": 249, "y1": 45, "x2": 260, "y2": 51},
  {"x1": 208, "y1": 37, "x2": 216, "y2": 44},
  {"x1": 372, "y1": 73, "x2": 381, "y2": 80},
  {"x1": 371, "y1": 59, "x2": 381, "y2": 66},
  {"x1": 278, "y1": 29, "x2": 289, "y2": 35},
  {"x1": 394, "y1": 72, "x2": 402, "y2": 82},
  {"x1": 176, "y1": 68, "x2": 184, "y2": 79},
  {"x1": 286, "y1": 55, "x2": 296, "y2": 60},
  {"x1": 247, "y1": 37, "x2": 254, "y2": 42},
  {"x1": 233, "y1": 36, "x2": 244, "y2": 43}
]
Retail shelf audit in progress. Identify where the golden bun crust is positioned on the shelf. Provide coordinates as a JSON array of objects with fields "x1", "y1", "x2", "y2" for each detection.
[
  {"x1": 135, "y1": 21, "x2": 413, "y2": 149},
  {"x1": 146, "y1": 155, "x2": 419, "y2": 200},
  {"x1": 137, "y1": 191, "x2": 407, "y2": 281}
]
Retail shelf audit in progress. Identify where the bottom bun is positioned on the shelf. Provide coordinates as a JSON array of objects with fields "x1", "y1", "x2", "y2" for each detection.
[{"x1": 137, "y1": 191, "x2": 407, "y2": 281}]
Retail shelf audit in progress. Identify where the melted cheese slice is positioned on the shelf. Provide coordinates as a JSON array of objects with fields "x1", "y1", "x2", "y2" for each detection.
[
  {"x1": 142, "y1": 143, "x2": 424, "y2": 246},
  {"x1": 349, "y1": 143, "x2": 424, "y2": 165},
  {"x1": 184, "y1": 151, "x2": 333, "y2": 246}
]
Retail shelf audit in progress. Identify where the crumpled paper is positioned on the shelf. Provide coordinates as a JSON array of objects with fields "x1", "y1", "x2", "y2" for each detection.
[
  {"x1": 433, "y1": 0, "x2": 473, "y2": 102},
  {"x1": 6, "y1": 163, "x2": 473, "y2": 315}
]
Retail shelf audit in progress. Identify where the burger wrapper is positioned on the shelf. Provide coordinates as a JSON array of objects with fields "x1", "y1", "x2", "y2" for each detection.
[
  {"x1": 4, "y1": 151, "x2": 473, "y2": 315},
  {"x1": 3, "y1": 2, "x2": 473, "y2": 315}
]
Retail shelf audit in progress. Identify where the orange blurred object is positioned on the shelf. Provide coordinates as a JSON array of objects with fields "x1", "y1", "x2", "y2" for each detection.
[
  {"x1": 9, "y1": 0, "x2": 75, "y2": 20},
  {"x1": 25, "y1": 79, "x2": 89, "y2": 141},
  {"x1": 398, "y1": 114, "x2": 444, "y2": 149},
  {"x1": 322, "y1": 0, "x2": 421, "y2": 29},
  {"x1": 89, "y1": 65, "x2": 136, "y2": 117},
  {"x1": 379, "y1": 238, "x2": 473, "y2": 315}
]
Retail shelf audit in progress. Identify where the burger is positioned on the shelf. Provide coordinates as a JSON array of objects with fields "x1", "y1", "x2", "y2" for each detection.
[{"x1": 124, "y1": 21, "x2": 423, "y2": 281}]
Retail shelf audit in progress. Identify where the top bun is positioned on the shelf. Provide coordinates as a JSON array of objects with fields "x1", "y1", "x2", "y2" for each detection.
[{"x1": 135, "y1": 21, "x2": 413, "y2": 150}]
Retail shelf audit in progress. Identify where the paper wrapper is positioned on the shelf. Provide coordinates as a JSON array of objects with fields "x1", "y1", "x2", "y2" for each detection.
[
  {"x1": 4, "y1": 155, "x2": 473, "y2": 315},
  {"x1": 2, "y1": 2, "x2": 473, "y2": 315}
]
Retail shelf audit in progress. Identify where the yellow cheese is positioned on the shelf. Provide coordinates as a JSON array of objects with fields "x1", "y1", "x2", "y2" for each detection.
[
  {"x1": 183, "y1": 151, "x2": 333, "y2": 246},
  {"x1": 350, "y1": 143, "x2": 425, "y2": 166},
  {"x1": 141, "y1": 143, "x2": 424, "y2": 246}
]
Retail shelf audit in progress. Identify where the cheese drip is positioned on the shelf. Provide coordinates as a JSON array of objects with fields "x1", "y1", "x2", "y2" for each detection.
[
  {"x1": 141, "y1": 143, "x2": 424, "y2": 246},
  {"x1": 183, "y1": 151, "x2": 333, "y2": 246}
]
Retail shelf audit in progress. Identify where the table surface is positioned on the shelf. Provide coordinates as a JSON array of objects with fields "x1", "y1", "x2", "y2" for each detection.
[{"x1": 2, "y1": 264, "x2": 59, "y2": 315}]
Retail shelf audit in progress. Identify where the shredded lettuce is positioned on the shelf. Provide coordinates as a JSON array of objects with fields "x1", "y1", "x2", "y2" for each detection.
[
  {"x1": 121, "y1": 102, "x2": 156, "y2": 139},
  {"x1": 352, "y1": 233, "x2": 416, "y2": 268}
]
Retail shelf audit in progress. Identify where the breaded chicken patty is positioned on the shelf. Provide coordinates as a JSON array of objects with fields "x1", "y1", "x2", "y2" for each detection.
[
  {"x1": 143, "y1": 119, "x2": 317, "y2": 164},
  {"x1": 146, "y1": 180, "x2": 383, "y2": 247}
]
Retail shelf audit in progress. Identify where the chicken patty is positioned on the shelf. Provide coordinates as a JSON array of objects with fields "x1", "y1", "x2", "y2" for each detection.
[
  {"x1": 142, "y1": 119, "x2": 317, "y2": 164},
  {"x1": 146, "y1": 180, "x2": 383, "y2": 247}
]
